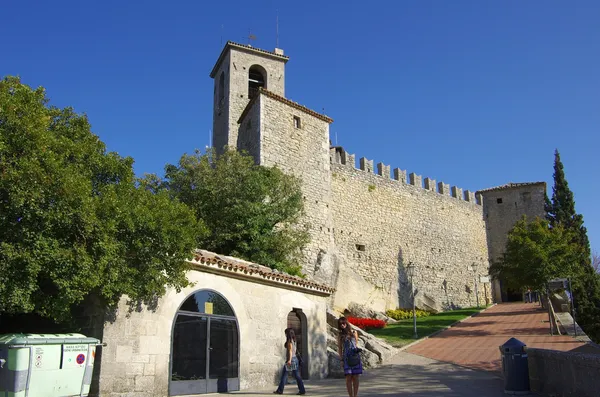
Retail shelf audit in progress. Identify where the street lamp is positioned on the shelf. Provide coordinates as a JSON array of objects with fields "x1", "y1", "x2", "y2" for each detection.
[
  {"x1": 406, "y1": 262, "x2": 418, "y2": 339},
  {"x1": 472, "y1": 262, "x2": 480, "y2": 308}
]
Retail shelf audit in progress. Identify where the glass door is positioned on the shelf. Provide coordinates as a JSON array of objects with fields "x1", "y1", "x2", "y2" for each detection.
[
  {"x1": 170, "y1": 290, "x2": 239, "y2": 395},
  {"x1": 207, "y1": 318, "x2": 239, "y2": 393},
  {"x1": 170, "y1": 314, "x2": 208, "y2": 395}
]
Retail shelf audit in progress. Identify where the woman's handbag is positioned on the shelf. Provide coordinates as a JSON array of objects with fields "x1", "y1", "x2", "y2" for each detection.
[
  {"x1": 296, "y1": 351, "x2": 304, "y2": 367},
  {"x1": 346, "y1": 348, "x2": 362, "y2": 367}
]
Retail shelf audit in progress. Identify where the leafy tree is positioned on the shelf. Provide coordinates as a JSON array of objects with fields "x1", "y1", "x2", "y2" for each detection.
[
  {"x1": 545, "y1": 149, "x2": 600, "y2": 342},
  {"x1": 154, "y1": 149, "x2": 309, "y2": 276},
  {"x1": 489, "y1": 217, "x2": 580, "y2": 292},
  {"x1": 0, "y1": 77, "x2": 200, "y2": 324}
]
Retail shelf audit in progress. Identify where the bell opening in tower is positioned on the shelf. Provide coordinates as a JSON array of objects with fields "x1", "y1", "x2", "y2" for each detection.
[{"x1": 248, "y1": 65, "x2": 266, "y2": 100}]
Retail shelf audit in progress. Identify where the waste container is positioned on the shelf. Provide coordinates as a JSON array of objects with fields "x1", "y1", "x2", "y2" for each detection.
[
  {"x1": 0, "y1": 333, "x2": 101, "y2": 397},
  {"x1": 499, "y1": 337, "x2": 530, "y2": 395}
]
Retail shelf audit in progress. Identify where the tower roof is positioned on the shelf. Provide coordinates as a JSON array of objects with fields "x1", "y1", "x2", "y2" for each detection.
[
  {"x1": 476, "y1": 182, "x2": 546, "y2": 194},
  {"x1": 210, "y1": 41, "x2": 289, "y2": 78},
  {"x1": 238, "y1": 88, "x2": 333, "y2": 124}
]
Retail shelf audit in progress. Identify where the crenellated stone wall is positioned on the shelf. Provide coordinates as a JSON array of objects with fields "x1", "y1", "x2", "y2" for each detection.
[{"x1": 329, "y1": 149, "x2": 490, "y2": 312}]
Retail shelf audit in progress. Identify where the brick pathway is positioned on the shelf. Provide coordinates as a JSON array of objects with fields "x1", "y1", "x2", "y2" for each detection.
[{"x1": 406, "y1": 302, "x2": 586, "y2": 373}]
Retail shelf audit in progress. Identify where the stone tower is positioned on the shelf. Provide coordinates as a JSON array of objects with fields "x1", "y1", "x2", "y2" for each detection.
[
  {"x1": 210, "y1": 42, "x2": 338, "y2": 288},
  {"x1": 477, "y1": 182, "x2": 547, "y2": 302},
  {"x1": 210, "y1": 41, "x2": 288, "y2": 153}
]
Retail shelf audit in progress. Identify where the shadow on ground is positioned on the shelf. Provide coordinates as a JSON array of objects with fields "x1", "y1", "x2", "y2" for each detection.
[{"x1": 234, "y1": 352, "x2": 514, "y2": 397}]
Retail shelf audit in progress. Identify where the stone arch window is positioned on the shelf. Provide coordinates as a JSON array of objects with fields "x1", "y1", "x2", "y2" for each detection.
[
  {"x1": 170, "y1": 289, "x2": 239, "y2": 395},
  {"x1": 248, "y1": 65, "x2": 267, "y2": 100}
]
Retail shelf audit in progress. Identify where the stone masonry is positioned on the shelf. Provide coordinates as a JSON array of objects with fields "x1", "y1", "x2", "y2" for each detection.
[
  {"x1": 98, "y1": 251, "x2": 330, "y2": 396},
  {"x1": 478, "y1": 183, "x2": 547, "y2": 302},
  {"x1": 211, "y1": 42, "x2": 287, "y2": 153},
  {"x1": 211, "y1": 41, "x2": 546, "y2": 312},
  {"x1": 330, "y1": 151, "x2": 489, "y2": 312}
]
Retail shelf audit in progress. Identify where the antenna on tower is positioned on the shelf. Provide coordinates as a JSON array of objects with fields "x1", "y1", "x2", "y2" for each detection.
[
  {"x1": 276, "y1": 10, "x2": 279, "y2": 48},
  {"x1": 248, "y1": 30, "x2": 256, "y2": 45}
]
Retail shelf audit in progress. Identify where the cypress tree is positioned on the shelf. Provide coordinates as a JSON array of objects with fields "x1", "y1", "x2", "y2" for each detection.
[{"x1": 546, "y1": 149, "x2": 600, "y2": 342}]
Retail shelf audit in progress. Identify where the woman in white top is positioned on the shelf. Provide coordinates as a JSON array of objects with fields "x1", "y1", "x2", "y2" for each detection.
[{"x1": 274, "y1": 328, "x2": 306, "y2": 395}]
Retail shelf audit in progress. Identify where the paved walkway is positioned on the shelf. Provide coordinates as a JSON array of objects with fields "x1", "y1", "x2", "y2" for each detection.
[
  {"x1": 407, "y1": 302, "x2": 586, "y2": 372},
  {"x1": 237, "y1": 352, "x2": 507, "y2": 396}
]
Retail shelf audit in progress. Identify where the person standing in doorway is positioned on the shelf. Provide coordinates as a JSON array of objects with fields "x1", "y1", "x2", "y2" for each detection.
[
  {"x1": 274, "y1": 328, "x2": 306, "y2": 395},
  {"x1": 337, "y1": 317, "x2": 362, "y2": 397}
]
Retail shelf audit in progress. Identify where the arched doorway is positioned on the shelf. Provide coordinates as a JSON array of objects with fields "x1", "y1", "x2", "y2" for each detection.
[
  {"x1": 287, "y1": 308, "x2": 309, "y2": 379},
  {"x1": 170, "y1": 290, "x2": 239, "y2": 395}
]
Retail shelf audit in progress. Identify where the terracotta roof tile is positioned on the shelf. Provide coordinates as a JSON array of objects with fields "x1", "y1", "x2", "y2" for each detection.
[
  {"x1": 238, "y1": 88, "x2": 333, "y2": 124},
  {"x1": 188, "y1": 249, "x2": 335, "y2": 296},
  {"x1": 476, "y1": 182, "x2": 546, "y2": 194}
]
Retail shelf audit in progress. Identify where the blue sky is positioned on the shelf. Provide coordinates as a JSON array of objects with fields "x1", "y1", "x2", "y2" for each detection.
[{"x1": 2, "y1": 1, "x2": 599, "y2": 254}]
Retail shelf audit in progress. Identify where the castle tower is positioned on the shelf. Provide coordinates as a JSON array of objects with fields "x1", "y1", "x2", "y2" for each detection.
[
  {"x1": 477, "y1": 182, "x2": 547, "y2": 303},
  {"x1": 209, "y1": 41, "x2": 337, "y2": 288},
  {"x1": 210, "y1": 41, "x2": 288, "y2": 152}
]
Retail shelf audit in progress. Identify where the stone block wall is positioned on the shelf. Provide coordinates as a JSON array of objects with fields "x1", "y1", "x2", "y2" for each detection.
[
  {"x1": 330, "y1": 152, "x2": 489, "y2": 313},
  {"x1": 527, "y1": 347, "x2": 600, "y2": 397},
  {"x1": 257, "y1": 94, "x2": 336, "y2": 286},
  {"x1": 479, "y1": 183, "x2": 546, "y2": 302},
  {"x1": 236, "y1": 96, "x2": 261, "y2": 160},
  {"x1": 98, "y1": 268, "x2": 328, "y2": 396},
  {"x1": 212, "y1": 44, "x2": 286, "y2": 152}
]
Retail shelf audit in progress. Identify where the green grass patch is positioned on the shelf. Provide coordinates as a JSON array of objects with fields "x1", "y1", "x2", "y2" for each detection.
[{"x1": 369, "y1": 307, "x2": 487, "y2": 347}]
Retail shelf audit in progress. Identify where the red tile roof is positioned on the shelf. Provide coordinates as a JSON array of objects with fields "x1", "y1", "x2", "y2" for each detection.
[
  {"x1": 188, "y1": 249, "x2": 335, "y2": 296},
  {"x1": 210, "y1": 41, "x2": 289, "y2": 78},
  {"x1": 238, "y1": 88, "x2": 334, "y2": 124}
]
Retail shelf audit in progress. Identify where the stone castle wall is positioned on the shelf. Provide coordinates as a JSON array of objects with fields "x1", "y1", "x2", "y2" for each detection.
[
  {"x1": 214, "y1": 43, "x2": 546, "y2": 312},
  {"x1": 329, "y1": 149, "x2": 490, "y2": 312}
]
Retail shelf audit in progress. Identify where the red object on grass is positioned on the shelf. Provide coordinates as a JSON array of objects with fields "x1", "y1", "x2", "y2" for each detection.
[{"x1": 347, "y1": 316, "x2": 386, "y2": 330}]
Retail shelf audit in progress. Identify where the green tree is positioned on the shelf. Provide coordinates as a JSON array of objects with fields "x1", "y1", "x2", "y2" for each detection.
[
  {"x1": 155, "y1": 149, "x2": 309, "y2": 276},
  {"x1": 0, "y1": 77, "x2": 200, "y2": 324},
  {"x1": 545, "y1": 149, "x2": 600, "y2": 342},
  {"x1": 489, "y1": 217, "x2": 580, "y2": 292}
]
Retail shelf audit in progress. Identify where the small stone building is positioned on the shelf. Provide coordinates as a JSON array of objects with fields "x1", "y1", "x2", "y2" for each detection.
[{"x1": 97, "y1": 250, "x2": 333, "y2": 396}]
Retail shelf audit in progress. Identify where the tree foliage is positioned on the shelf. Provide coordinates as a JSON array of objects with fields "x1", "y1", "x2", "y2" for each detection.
[
  {"x1": 545, "y1": 149, "x2": 600, "y2": 342},
  {"x1": 489, "y1": 217, "x2": 580, "y2": 292},
  {"x1": 153, "y1": 149, "x2": 309, "y2": 276},
  {"x1": 0, "y1": 77, "x2": 199, "y2": 323}
]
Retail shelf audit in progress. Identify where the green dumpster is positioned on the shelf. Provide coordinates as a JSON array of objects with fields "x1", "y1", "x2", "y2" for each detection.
[{"x1": 0, "y1": 333, "x2": 101, "y2": 397}]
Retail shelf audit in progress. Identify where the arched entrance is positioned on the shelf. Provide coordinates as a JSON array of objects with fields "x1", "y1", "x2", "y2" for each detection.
[
  {"x1": 170, "y1": 290, "x2": 239, "y2": 395},
  {"x1": 287, "y1": 308, "x2": 309, "y2": 379}
]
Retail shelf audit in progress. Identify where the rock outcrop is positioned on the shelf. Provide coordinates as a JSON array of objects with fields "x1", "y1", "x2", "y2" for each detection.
[{"x1": 326, "y1": 309, "x2": 397, "y2": 377}]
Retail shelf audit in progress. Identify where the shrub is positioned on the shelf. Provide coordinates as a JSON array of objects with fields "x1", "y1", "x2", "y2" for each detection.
[
  {"x1": 347, "y1": 317, "x2": 386, "y2": 330},
  {"x1": 386, "y1": 309, "x2": 431, "y2": 321}
]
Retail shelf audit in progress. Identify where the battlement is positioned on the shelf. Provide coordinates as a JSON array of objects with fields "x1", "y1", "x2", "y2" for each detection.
[{"x1": 331, "y1": 146, "x2": 482, "y2": 205}]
